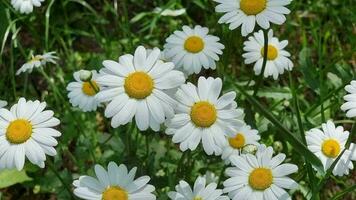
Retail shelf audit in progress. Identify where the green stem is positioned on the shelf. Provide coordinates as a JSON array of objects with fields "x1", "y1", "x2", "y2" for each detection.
[
  {"x1": 47, "y1": 160, "x2": 75, "y2": 199},
  {"x1": 253, "y1": 29, "x2": 268, "y2": 97}
]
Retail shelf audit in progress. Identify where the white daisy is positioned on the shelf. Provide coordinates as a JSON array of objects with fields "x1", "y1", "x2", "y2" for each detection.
[
  {"x1": 214, "y1": 0, "x2": 292, "y2": 36},
  {"x1": 165, "y1": 76, "x2": 245, "y2": 155},
  {"x1": 242, "y1": 29, "x2": 293, "y2": 80},
  {"x1": 96, "y1": 46, "x2": 185, "y2": 131},
  {"x1": 164, "y1": 25, "x2": 225, "y2": 75},
  {"x1": 306, "y1": 120, "x2": 354, "y2": 176},
  {"x1": 224, "y1": 145, "x2": 298, "y2": 200},
  {"x1": 341, "y1": 80, "x2": 356, "y2": 118},
  {"x1": 221, "y1": 124, "x2": 260, "y2": 164},
  {"x1": 16, "y1": 52, "x2": 59, "y2": 75},
  {"x1": 11, "y1": 0, "x2": 44, "y2": 14},
  {"x1": 66, "y1": 70, "x2": 102, "y2": 112},
  {"x1": 0, "y1": 98, "x2": 61, "y2": 170},
  {"x1": 168, "y1": 176, "x2": 229, "y2": 200},
  {"x1": 0, "y1": 100, "x2": 7, "y2": 108},
  {"x1": 73, "y1": 162, "x2": 156, "y2": 200},
  {"x1": 153, "y1": 7, "x2": 186, "y2": 17}
]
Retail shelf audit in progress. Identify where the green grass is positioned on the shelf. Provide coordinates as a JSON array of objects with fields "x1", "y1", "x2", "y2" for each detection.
[{"x1": 0, "y1": 0, "x2": 355, "y2": 199}]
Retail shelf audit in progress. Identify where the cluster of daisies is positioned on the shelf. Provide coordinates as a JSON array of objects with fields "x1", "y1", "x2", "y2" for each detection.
[{"x1": 5, "y1": 0, "x2": 356, "y2": 200}]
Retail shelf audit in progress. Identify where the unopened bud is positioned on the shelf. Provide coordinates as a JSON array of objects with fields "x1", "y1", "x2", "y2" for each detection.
[
  {"x1": 79, "y1": 70, "x2": 92, "y2": 82},
  {"x1": 273, "y1": 141, "x2": 283, "y2": 152},
  {"x1": 242, "y1": 144, "x2": 258, "y2": 155}
]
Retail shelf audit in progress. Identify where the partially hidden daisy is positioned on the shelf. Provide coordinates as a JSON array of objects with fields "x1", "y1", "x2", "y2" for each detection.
[
  {"x1": 0, "y1": 100, "x2": 7, "y2": 108},
  {"x1": 16, "y1": 52, "x2": 59, "y2": 75},
  {"x1": 221, "y1": 124, "x2": 260, "y2": 164},
  {"x1": 165, "y1": 76, "x2": 245, "y2": 155},
  {"x1": 96, "y1": 46, "x2": 185, "y2": 131},
  {"x1": 164, "y1": 25, "x2": 225, "y2": 75},
  {"x1": 73, "y1": 162, "x2": 156, "y2": 200},
  {"x1": 168, "y1": 176, "x2": 229, "y2": 200},
  {"x1": 11, "y1": 0, "x2": 44, "y2": 14},
  {"x1": 341, "y1": 80, "x2": 356, "y2": 118},
  {"x1": 214, "y1": 0, "x2": 292, "y2": 36},
  {"x1": 223, "y1": 145, "x2": 298, "y2": 200},
  {"x1": 0, "y1": 98, "x2": 61, "y2": 170},
  {"x1": 67, "y1": 70, "x2": 102, "y2": 112},
  {"x1": 242, "y1": 29, "x2": 293, "y2": 80},
  {"x1": 306, "y1": 120, "x2": 354, "y2": 176}
]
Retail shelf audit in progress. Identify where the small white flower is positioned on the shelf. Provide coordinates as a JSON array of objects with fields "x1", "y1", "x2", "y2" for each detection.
[
  {"x1": 154, "y1": 7, "x2": 186, "y2": 16},
  {"x1": 0, "y1": 98, "x2": 61, "y2": 170},
  {"x1": 341, "y1": 80, "x2": 356, "y2": 118},
  {"x1": 67, "y1": 70, "x2": 102, "y2": 112},
  {"x1": 165, "y1": 76, "x2": 245, "y2": 155},
  {"x1": 224, "y1": 145, "x2": 298, "y2": 200},
  {"x1": 0, "y1": 100, "x2": 7, "y2": 108},
  {"x1": 11, "y1": 0, "x2": 45, "y2": 14},
  {"x1": 214, "y1": 0, "x2": 292, "y2": 36},
  {"x1": 242, "y1": 29, "x2": 293, "y2": 80},
  {"x1": 221, "y1": 124, "x2": 260, "y2": 164},
  {"x1": 306, "y1": 120, "x2": 354, "y2": 176},
  {"x1": 73, "y1": 162, "x2": 156, "y2": 200},
  {"x1": 164, "y1": 25, "x2": 225, "y2": 75},
  {"x1": 168, "y1": 176, "x2": 229, "y2": 200},
  {"x1": 16, "y1": 52, "x2": 59, "y2": 75}
]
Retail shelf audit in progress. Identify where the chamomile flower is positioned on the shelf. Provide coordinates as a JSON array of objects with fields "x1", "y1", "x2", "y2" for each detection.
[
  {"x1": 214, "y1": 0, "x2": 292, "y2": 36},
  {"x1": 165, "y1": 77, "x2": 245, "y2": 155},
  {"x1": 341, "y1": 80, "x2": 356, "y2": 118},
  {"x1": 224, "y1": 145, "x2": 298, "y2": 200},
  {"x1": 0, "y1": 100, "x2": 7, "y2": 108},
  {"x1": 66, "y1": 70, "x2": 102, "y2": 112},
  {"x1": 221, "y1": 124, "x2": 260, "y2": 164},
  {"x1": 73, "y1": 162, "x2": 156, "y2": 200},
  {"x1": 306, "y1": 120, "x2": 354, "y2": 176},
  {"x1": 242, "y1": 29, "x2": 293, "y2": 79},
  {"x1": 0, "y1": 98, "x2": 61, "y2": 170},
  {"x1": 168, "y1": 176, "x2": 229, "y2": 200},
  {"x1": 164, "y1": 25, "x2": 225, "y2": 75},
  {"x1": 96, "y1": 46, "x2": 185, "y2": 131},
  {"x1": 11, "y1": 0, "x2": 44, "y2": 14},
  {"x1": 16, "y1": 52, "x2": 58, "y2": 75}
]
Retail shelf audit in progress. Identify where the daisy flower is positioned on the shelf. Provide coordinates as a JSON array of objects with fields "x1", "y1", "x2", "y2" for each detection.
[
  {"x1": 0, "y1": 100, "x2": 7, "y2": 108},
  {"x1": 306, "y1": 120, "x2": 354, "y2": 176},
  {"x1": 73, "y1": 162, "x2": 156, "y2": 200},
  {"x1": 223, "y1": 145, "x2": 298, "y2": 200},
  {"x1": 164, "y1": 25, "x2": 225, "y2": 75},
  {"x1": 341, "y1": 80, "x2": 356, "y2": 118},
  {"x1": 168, "y1": 176, "x2": 229, "y2": 200},
  {"x1": 16, "y1": 52, "x2": 59, "y2": 75},
  {"x1": 96, "y1": 46, "x2": 185, "y2": 131},
  {"x1": 165, "y1": 76, "x2": 245, "y2": 155},
  {"x1": 0, "y1": 98, "x2": 61, "y2": 170},
  {"x1": 66, "y1": 70, "x2": 102, "y2": 112},
  {"x1": 221, "y1": 124, "x2": 260, "y2": 164},
  {"x1": 11, "y1": 0, "x2": 44, "y2": 14},
  {"x1": 242, "y1": 29, "x2": 293, "y2": 80},
  {"x1": 214, "y1": 0, "x2": 292, "y2": 36}
]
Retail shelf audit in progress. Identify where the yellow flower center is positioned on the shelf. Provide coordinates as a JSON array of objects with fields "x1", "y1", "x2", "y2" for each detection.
[
  {"x1": 249, "y1": 168, "x2": 273, "y2": 190},
  {"x1": 102, "y1": 186, "x2": 128, "y2": 200},
  {"x1": 228, "y1": 133, "x2": 245, "y2": 149},
  {"x1": 240, "y1": 0, "x2": 266, "y2": 15},
  {"x1": 30, "y1": 55, "x2": 43, "y2": 62},
  {"x1": 82, "y1": 81, "x2": 100, "y2": 96},
  {"x1": 261, "y1": 45, "x2": 278, "y2": 60},
  {"x1": 190, "y1": 101, "x2": 217, "y2": 128},
  {"x1": 6, "y1": 119, "x2": 33, "y2": 144},
  {"x1": 193, "y1": 197, "x2": 203, "y2": 200},
  {"x1": 124, "y1": 72, "x2": 154, "y2": 99},
  {"x1": 322, "y1": 139, "x2": 341, "y2": 158},
  {"x1": 184, "y1": 36, "x2": 205, "y2": 53}
]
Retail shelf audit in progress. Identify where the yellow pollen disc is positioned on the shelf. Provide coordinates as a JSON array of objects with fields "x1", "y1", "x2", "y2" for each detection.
[
  {"x1": 184, "y1": 36, "x2": 205, "y2": 53},
  {"x1": 190, "y1": 101, "x2": 217, "y2": 128},
  {"x1": 102, "y1": 186, "x2": 128, "y2": 200},
  {"x1": 249, "y1": 168, "x2": 273, "y2": 190},
  {"x1": 82, "y1": 81, "x2": 100, "y2": 96},
  {"x1": 322, "y1": 139, "x2": 341, "y2": 158},
  {"x1": 240, "y1": 0, "x2": 266, "y2": 15},
  {"x1": 228, "y1": 133, "x2": 245, "y2": 149},
  {"x1": 193, "y1": 197, "x2": 203, "y2": 200},
  {"x1": 6, "y1": 119, "x2": 33, "y2": 144},
  {"x1": 31, "y1": 55, "x2": 43, "y2": 62},
  {"x1": 261, "y1": 45, "x2": 278, "y2": 60},
  {"x1": 124, "y1": 72, "x2": 154, "y2": 99}
]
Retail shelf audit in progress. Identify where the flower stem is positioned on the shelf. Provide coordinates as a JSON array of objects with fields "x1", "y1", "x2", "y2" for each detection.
[
  {"x1": 252, "y1": 29, "x2": 269, "y2": 97},
  {"x1": 47, "y1": 160, "x2": 75, "y2": 199}
]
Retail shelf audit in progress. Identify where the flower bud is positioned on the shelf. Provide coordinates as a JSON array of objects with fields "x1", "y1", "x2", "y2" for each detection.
[
  {"x1": 79, "y1": 70, "x2": 93, "y2": 82},
  {"x1": 242, "y1": 144, "x2": 258, "y2": 155},
  {"x1": 273, "y1": 141, "x2": 283, "y2": 152}
]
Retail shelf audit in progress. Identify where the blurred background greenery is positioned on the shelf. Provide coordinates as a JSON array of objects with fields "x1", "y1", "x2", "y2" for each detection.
[{"x1": 0, "y1": 0, "x2": 355, "y2": 199}]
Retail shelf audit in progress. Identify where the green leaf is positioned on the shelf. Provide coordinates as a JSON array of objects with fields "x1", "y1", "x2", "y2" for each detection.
[
  {"x1": 0, "y1": 169, "x2": 32, "y2": 188},
  {"x1": 299, "y1": 47, "x2": 319, "y2": 90}
]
